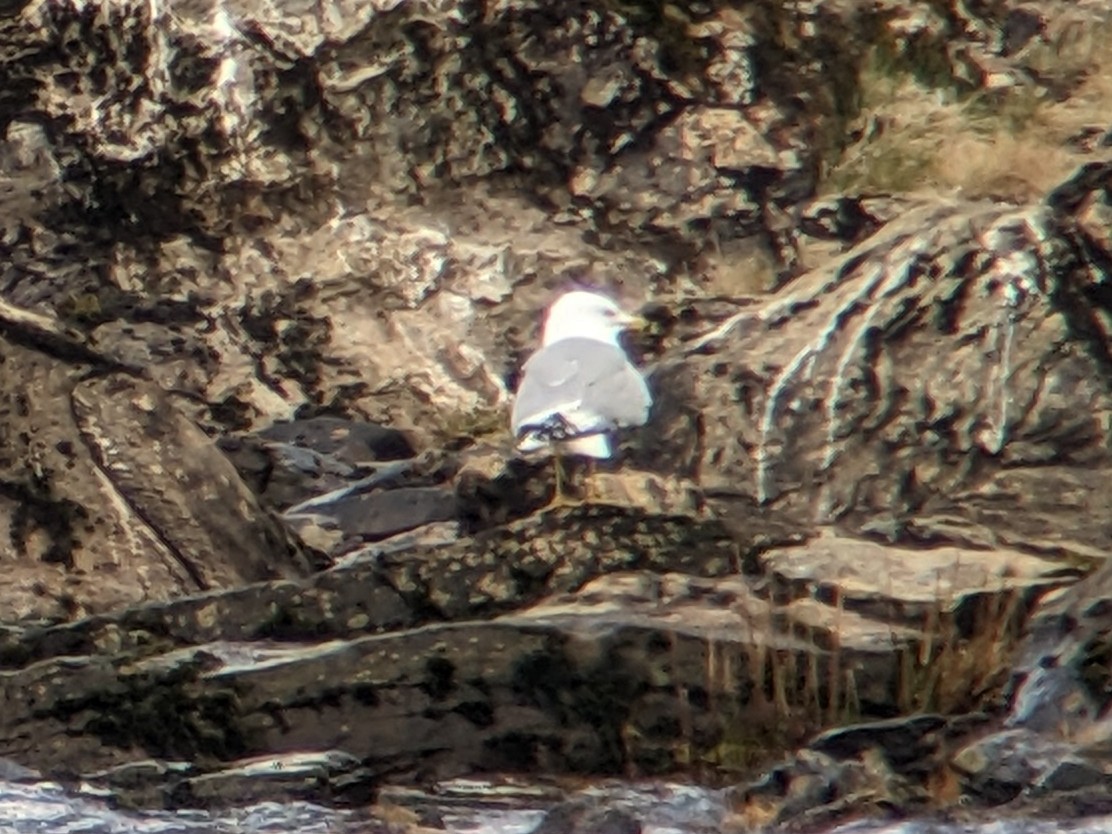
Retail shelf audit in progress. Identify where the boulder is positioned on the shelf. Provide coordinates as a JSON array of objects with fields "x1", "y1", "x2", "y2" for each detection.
[
  {"x1": 0, "y1": 0, "x2": 1110, "y2": 824},
  {"x1": 0, "y1": 303, "x2": 312, "y2": 622}
]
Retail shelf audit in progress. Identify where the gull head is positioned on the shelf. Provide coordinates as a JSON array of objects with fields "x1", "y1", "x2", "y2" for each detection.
[{"x1": 541, "y1": 290, "x2": 645, "y2": 347}]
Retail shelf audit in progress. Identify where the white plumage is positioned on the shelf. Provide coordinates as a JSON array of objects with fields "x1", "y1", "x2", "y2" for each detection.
[{"x1": 511, "y1": 291, "x2": 652, "y2": 461}]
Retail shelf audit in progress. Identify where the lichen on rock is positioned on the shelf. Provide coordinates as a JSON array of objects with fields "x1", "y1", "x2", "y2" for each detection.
[{"x1": 0, "y1": 0, "x2": 1111, "y2": 826}]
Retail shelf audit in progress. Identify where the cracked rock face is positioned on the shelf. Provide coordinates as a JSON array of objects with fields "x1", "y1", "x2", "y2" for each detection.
[
  {"x1": 0, "y1": 0, "x2": 1111, "y2": 824},
  {"x1": 0, "y1": 314, "x2": 312, "y2": 621},
  {"x1": 639, "y1": 194, "x2": 1112, "y2": 556},
  {"x1": 1, "y1": 0, "x2": 1023, "y2": 442}
]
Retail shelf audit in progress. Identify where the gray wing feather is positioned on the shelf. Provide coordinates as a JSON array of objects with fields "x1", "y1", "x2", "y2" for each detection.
[{"x1": 511, "y1": 338, "x2": 651, "y2": 438}]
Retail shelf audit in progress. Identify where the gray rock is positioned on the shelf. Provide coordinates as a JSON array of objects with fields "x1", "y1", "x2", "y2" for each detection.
[
  {"x1": 0, "y1": 0, "x2": 1110, "y2": 823},
  {"x1": 0, "y1": 317, "x2": 312, "y2": 623},
  {"x1": 0, "y1": 756, "x2": 39, "y2": 782},
  {"x1": 169, "y1": 750, "x2": 373, "y2": 809},
  {"x1": 530, "y1": 801, "x2": 641, "y2": 834},
  {"x1": 952, "y1": 728, "x2": 1078, "y2": 803},
  {"x1": 311, "y1": 486, "x2": 458, "y2": 542},
  {"x1": 258, "y1": 418, "x2": 415, "y2": 462}
]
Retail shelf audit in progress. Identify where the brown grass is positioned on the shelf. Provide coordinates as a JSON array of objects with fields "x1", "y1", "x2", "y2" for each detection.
[
  {"x1": 933, "y1": 131, "x2": 1077, "y2": 203},
  {"x1": 823, "y1": 16, "x2": 1112, "y2": 201},
  {"x1": 898, "y1": 586, "x2": 1030, "y2": 715},
  {"x1": 689, "y1": 560, "x2": 1032, "y2": 784}
]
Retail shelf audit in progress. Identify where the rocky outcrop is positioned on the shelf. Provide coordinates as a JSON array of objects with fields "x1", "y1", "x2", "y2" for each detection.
[
  {"x1": 5, "y1": 0, "x2": 1098, "y2": 447},
  {"x1": 0, "y1": 300, "x2": 313, "y2": 622},
  {"x1": 0, "y1": 507, "x2": 1071, "y2": 807},
  {"x1": 640, "y1": 190, "x2": 1112, "y2": 555},
  {"x1": 0, "y1": 0, "x2": 1111, "y2": 827}
]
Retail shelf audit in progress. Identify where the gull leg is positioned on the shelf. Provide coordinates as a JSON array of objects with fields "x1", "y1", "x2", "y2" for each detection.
[
  {"x1": 581, "y1": 458, "x2": 599, "y2": 503},
  {"x1": 545, "y1": 453, "x2": 580, "y2": 509},
  {"x1": 554, "y1": 453, "x2": 566, "y2": 501}
]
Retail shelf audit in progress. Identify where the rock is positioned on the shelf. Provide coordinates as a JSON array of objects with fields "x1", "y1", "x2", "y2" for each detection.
[
  {"x1": 760, "y1": 532, "x2": 1073, "y2": 622},
  {"x1": 376, "y1": 777, "x2": 563, "y2": 831},
  {"x1": 1037, "y1": 757, "x2": 1110, "y2": 794},
  {"x1": 0, "y1": 309, "x2": 312, "y2": 623},
  {"x1": 0, "y1": 0, "x2": 1111, "y2": 824},
  {"x1": 287, "y1": 485, "x2": 459, "y2": 545},
  {"x1": 1002, "y1": 492, "x2": 1112, "y2": 760},
  {"x1": 259, "y1": 440, "x2": 455, "y2": 514},
  {"x1": 1005, "y1": 659, "x2": 1100, "y2": 737},
  {"x1": 2, "y1": 0, "x2": 1079, "y2": 446},
  {"x1": 377, "y1": 779, "x2": 733, "y2": 834},
  {"x1": 0, "y1": 756, "x2": 39, "y2": 782},
  {"x1": 637, "y1": 192, "x2": 1112, "y2": 561},
  {"x1": 809, "y1": 715, "x2": 949, "y2": 767},
  {"x1": 530, "y1": 801, "x2": 642, "y2": 834},
  {"x1": 0, "y1": 498, "x2": 1070, "y2": 801},
  {"x1": 168, "y1": 750, "x2": 375, "y2": 809},
  {"x1": 258, "y1": 418, "x2": 416, "y2": 462},
  {"x1": 729, "y1": 712, "x2": 991, "y2": 828},
  {"x1": 731, "y1": 747, "x2": 913, "y2": 831},
  {"x1": 952, "y1": 728, "x2": 1080, "y2": 804}
]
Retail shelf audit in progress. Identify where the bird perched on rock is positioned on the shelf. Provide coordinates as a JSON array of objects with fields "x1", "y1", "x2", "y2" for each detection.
[{"x1": 511, "y1": 290, "x2": 652, "y2": 502}]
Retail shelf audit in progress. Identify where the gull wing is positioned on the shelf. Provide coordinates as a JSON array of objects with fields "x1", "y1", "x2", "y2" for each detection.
[{"x1": 511, "y1": 338, "x2": 651, "y2": 447}]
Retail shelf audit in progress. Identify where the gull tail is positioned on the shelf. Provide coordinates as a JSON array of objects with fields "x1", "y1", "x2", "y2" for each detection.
[{"x1": 563, "y1": 434, "x2": 611, "y2": 458}]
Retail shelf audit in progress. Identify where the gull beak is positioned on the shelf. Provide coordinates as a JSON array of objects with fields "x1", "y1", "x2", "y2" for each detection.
[{"x1": 620, "y1": 312, "x2": 651, "y2": 332}]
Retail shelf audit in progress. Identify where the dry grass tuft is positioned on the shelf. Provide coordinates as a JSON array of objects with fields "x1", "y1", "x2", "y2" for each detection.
[
  {"x1": 933, "y1": 132, "x2": 1078, "y2": 203},
  {"x1": 824, "y1": 16, "x2": 1112, "y2": 201},
  {"x1": 898, "y1": 586, "x2": 1031, "y2": 715},
  {"x1": 691, "y1": 563, "x2": 1033, "y2": 783},
  {"x1": 821, "y1": 56, "x2": 955, "y2": 196}
]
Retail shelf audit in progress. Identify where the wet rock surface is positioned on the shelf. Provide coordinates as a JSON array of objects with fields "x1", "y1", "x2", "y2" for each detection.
[{"x1": 0, "y1": 0, "x2": 1111, "y2": 831}]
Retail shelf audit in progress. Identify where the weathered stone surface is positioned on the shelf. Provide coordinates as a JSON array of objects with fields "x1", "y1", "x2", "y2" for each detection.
[
  {"x1": 0, "y1": 0, "x2": 1110, "y2": 824},
  {"x1": 638, "y1": 194, "x2": 1112, "y2": 559},
  {"x1": 732, "y1": 745, "x2": 922, "y2": 832},
  {"x1": 760, "y1": 533, "x2": 1076, "y2": 621},
  {"x1": 0, "y1": 505, "x2": 743, "y2": 667},
  {"x1": 0, "y1": 502, "x2": 1070, "y2": 806},
  {"x1": 333, "y1": 485, "x2": 457, "y2": 536},
  {"x1": 258, "y1": 418, "x2": 416, "y2": 463},
  {"x1": 168, "y1": 750, "x2": 375, "y2": 808},
  {"x1": 0, "y1": 312, "x2": 311, "y2": 623},
  {"x1": 3, "y1": 0, "x2": 1079, "y2": 448},
  {"x1": 529, "y1": 799, "x2": 642, "y2": 834},
  {"x1": 948, "y1": 721, "x2": 1112, "y2": 817}
]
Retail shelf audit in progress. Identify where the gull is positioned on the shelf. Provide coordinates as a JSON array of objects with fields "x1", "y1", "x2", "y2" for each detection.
[{"x1": 510, "y1": 290, "x2": 652, "y2": 502}]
